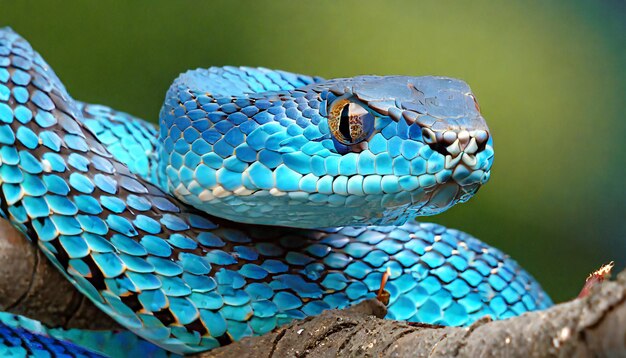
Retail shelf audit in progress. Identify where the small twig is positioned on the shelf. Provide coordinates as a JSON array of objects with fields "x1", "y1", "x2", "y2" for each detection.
[
  {"x1": 578, "y1": 261, "x2": 614, "y2": 298},
  {"x1": 376, "y1": 267, "x2": 391, "y2": 305}
]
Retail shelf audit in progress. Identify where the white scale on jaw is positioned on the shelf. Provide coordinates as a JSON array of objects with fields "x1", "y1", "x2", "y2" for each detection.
[{"x1": 443, "y1": 129, "x2": 485, "y2": 170}]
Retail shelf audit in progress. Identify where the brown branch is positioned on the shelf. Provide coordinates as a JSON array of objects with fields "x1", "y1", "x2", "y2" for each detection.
[
  {"x1": 204, "y1": 271, "x2": 626, "y2": 357},
  {"x1": 1, "y1": 218, "x2": 624, "y2": 356},
  {"x1": 0, "y1": 219, "x2": 119, "y2": 330}
]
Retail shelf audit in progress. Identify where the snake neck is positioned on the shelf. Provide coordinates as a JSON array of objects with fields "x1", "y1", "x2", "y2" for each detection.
[{"x1": 75, "y1": 102, "x2": 171, "y2": 195}]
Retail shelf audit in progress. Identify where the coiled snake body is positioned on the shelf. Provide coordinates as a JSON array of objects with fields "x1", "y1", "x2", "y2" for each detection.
[{"x1": 0, "y1": 29, "x2": 551, "y2": 356}]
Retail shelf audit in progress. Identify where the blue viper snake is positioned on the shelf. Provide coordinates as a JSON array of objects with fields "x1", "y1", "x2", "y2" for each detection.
[{"x1": 0, "y1": 29, "x2": 551, "y2": 357}]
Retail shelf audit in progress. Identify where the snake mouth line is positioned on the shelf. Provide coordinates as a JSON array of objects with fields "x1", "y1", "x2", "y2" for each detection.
[{"x1": 183, "y1": 147, "x2": 491, "y2": 207}]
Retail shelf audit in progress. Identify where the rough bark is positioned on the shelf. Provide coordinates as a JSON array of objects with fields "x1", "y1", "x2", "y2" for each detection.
[
  {"x1": 0, "y1": 219, "x2": 119, "y2": 330},
  {"x1": 0, "y1": 219, "x2": 624, "y2": 357},
  {"x1": 205, "y1": 273, "x2": 626, "y2": 358}
]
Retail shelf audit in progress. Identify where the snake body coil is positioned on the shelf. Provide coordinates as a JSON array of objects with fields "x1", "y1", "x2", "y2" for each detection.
[{"x1": 0, "y1": 29, "x2": 551, "y2": 356}]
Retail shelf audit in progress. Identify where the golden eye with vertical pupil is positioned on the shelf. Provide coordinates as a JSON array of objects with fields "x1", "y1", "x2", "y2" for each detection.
[{"x1": 328, "y1": 99, "x2": 375, "y2": 145}]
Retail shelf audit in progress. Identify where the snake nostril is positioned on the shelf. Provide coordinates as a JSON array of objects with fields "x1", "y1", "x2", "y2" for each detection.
[
  {"x1": 428, "y1": 141, "x2": 451, "y2": 156},
  {"x1": 422, "y1": 127, "x2": 451, "y2": 155},
  {"x1": 421, "y1": 128, "x2": 436, "y2": 144}
]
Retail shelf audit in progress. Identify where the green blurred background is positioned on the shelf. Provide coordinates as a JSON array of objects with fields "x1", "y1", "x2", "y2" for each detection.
[{"x1": 1, "y1": 1, "x2": 624, "y2": 302}]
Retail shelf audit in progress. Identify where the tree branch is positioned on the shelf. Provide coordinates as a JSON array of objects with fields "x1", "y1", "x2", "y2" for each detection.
[
  {"x1": 204, "y1": 269, "x2": 626, "y2": 357},
  {"x1": 1, "y1": 218, "x2": 624, "y2": 356},
  {"x1": 0, "y1": 219, "x2": 119, "y2": 330}
]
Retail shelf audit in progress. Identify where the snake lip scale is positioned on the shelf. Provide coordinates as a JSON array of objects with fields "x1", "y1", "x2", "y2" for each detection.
[{"x1": 0, "y1": 27, "x2": 550, "y2": 356}]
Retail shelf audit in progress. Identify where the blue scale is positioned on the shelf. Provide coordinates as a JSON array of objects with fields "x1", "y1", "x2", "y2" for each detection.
[{"x1": 0, "y1": 28, "x2": 550, "y2": 357}]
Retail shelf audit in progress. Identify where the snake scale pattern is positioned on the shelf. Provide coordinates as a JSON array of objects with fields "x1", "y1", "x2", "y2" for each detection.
[{"x1": 0, "y1": 28, "x2": 551, "y2": 357}]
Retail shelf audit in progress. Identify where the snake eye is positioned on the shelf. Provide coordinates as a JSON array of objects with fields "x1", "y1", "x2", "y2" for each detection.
[{"x1": 329, "y1": 99, "x2": 374, "y2": 145}]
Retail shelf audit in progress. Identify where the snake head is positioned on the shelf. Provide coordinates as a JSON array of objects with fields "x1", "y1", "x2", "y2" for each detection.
[
  {"x1": 318, "y1": 75, "x2": 493, "y2": 206},
  {"x1": 161, "y1": 68, "x2": 493, "y2": 228}
]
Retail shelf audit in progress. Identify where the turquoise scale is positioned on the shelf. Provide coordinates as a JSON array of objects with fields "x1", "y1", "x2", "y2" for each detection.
[{"x1": 0, "y1": 28, "x2": 550, "y2": 357}]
